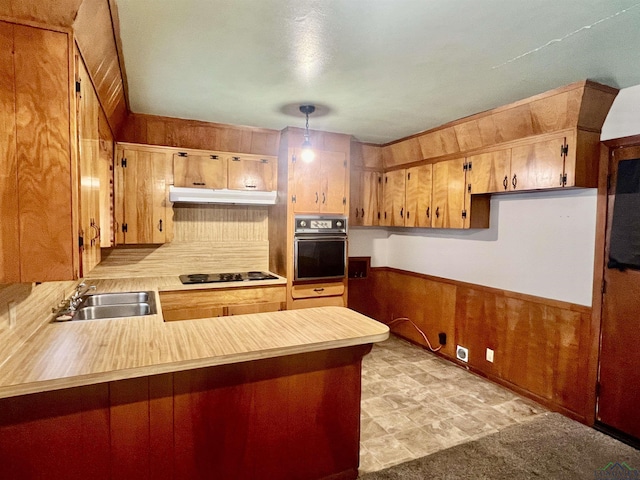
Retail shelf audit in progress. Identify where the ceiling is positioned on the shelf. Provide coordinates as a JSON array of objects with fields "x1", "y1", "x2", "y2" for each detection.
[{"x1": 115, "y1": 0, "x2": 640, "y2": 144}]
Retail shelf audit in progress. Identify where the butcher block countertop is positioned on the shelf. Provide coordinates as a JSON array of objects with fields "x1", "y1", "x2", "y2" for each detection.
[{"x1": 0, "y1": 276, "x2": 389, "y2": 400}]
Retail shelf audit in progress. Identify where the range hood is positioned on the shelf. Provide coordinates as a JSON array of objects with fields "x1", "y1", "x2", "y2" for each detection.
[{"x1": 169, "y1": 186, "x2": 277, "y2": 205}]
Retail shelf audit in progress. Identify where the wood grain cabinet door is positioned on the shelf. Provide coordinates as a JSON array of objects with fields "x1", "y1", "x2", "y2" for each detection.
[
  {"x1": 466, "y1": 150, "x2": 511, "y2": 194},
  {"x1": 382, "y1": 169, "x2": 406, "y2": 226},
  {"x1": 405, "y1": 164, "x2": 432, "y2": 228},
  {"x1": 320, "y1": 151, "x2": 347, "y2": 214},
  {"x1": 121, "y1": 149, "x2": 172, "y2": 244},
  {"x1": 227, "y1": 155, "x2": 276, "y2": 191},
  {"x1": 510, "y1": 135, "x2": 566, "y2": 191},
  {"x1": 432, "y1": 158, "x2": 466, "y2": 229},
  {"x1": 349, "y1": 168, "x2": 364, "y2": 226},
  {"x1": 291, "y1": 148, "x2": 321, "y2": 213},
  {"x1": 173, "y1": 152, "x2": 226, "y2": 189},
  {"x1": 362, "y1": 170, "x2": 382, "y2": 226}
]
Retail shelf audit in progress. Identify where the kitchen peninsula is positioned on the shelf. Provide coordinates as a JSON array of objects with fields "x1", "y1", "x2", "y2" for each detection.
[{"x1": 0, "y1": 279, "x2": 388, "y2": 480}]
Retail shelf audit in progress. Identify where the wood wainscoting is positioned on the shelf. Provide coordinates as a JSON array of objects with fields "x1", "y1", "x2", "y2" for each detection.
[{"x1": 348, "y1": 267, "x2": 594, "y2": 423}]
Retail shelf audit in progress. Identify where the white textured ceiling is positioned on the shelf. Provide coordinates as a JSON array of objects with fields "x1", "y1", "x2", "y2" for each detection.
[{"x1": 116, "y1": 0, "x2": 640, "y2": 144}]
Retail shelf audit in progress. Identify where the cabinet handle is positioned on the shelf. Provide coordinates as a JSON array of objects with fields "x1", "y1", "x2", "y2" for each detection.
[
  {"x1": 435, "y1": 207, "x2": 440, "y2": 219},
  {"x1": 322, "y1": 192, "x2": 326, "y2": 204},
  {"x1": 512, "y1": 174, "x2": 517, "y2": 189},
  {"x1": 560, "y1": 173, "x2": 563, "y2": 186},
  {"x1": 400, "y1": 207, "x2": 404, "y2": 218},
  {"x1": 192, "y1": 182, "x2": 206, "y2": 186},
  {"x1": 315, "y1": 192, "x2": 319, "y2": 203},
  {"x1": 313, "y1": 288, "x2": 325, "y2": 293},
  {"x1": 158, "y1": 219, "x2": 163, "y2": 232},
  {"x1": 361, "y1": 208, "x2": 364, "y2": 218},
  {"x1": 355, "y1": 207, "x2": 359, "y2": 218},
  {"x1": 90, "y1": 222, "x2": 100, "y2": 242},
  {"x1": 426, "y1": 207, "x2": 430, "y2": 218},
  {"x1": 503, "y1": 176, "x2": 508, "y2": 190},
  {"x1": 244, "y1": 184, "x2": 256, "y2": 188}
]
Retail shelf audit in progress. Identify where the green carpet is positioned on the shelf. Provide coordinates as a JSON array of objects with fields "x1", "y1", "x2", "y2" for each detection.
[{"x1": 359, "y1": 413, "x2": 640, "y2": 479}]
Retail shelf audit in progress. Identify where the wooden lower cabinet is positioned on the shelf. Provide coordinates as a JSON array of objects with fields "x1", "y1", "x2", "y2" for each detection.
[
  {"x1": 290, "y1": 282, "x2": 346, "y2": 309},
  {"x1": 0, "y1": 345, "x2": 371, "y2": 480},
  {"x1": 159, "y1": 285, "x2": 286, "y2": 321}
]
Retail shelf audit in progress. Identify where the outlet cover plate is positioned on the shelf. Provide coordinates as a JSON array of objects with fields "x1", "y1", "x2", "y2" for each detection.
[
  {"x1": 456, "y1": 345, "x2": 468, "y2": 362},
  {"x1": 486, "y1": 348, "x2": 494, "y2": 363}
]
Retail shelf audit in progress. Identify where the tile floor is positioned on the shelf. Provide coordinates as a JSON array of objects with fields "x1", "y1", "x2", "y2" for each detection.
[{"x1": 358, "y1": 335, "x2": 547, "y2": 474}]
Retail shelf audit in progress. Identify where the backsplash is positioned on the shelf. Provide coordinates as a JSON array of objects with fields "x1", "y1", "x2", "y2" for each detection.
[
  {"x1": 0, "y1": 280, "x2": 77, "y2": 364},
  {"x1": 172, "y1": 204, "x2": 268, "y2": 242}
]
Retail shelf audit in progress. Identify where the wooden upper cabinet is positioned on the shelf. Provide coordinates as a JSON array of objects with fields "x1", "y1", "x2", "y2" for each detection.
[
  {"x1": 117, "y1": 147, "x2": 173, "y2": 244},
  {"x1": 227, "y1": 154, "x2": 275, "y2": 191},
  {"x1": 510, "y1": 134, "x2": 567, "y2": 191},
  {"x1": 292, "y1": 149, "x2": 347, "y2": 214},
  {"x1": 432, "y1": 158, "x2": 466, "y2": 229},
  {"x1": 0, "y1": 22, "x2": 79, "y2": 282},
  {"x1": 350, "y1": 169, "x2": 382, "y2": 227},
  {"x1": 405, "y1": 164, "x2": 433, "y2": 228},
  {"x1": 382, "y1": 169, "x2": 406, "y2": 227},
  {"x1": 467, "y1": 150, "x2": 511, "y2": 194},
  {"x1": 173, "y1": 152, "x2": 226, "y2": 189},
  {"x1": 76, "y1": 53, "x2": 102, "y2": 276}
]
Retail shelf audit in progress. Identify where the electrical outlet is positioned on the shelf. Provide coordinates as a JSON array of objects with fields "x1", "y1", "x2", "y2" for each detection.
[
  {"x1": 456, "y1": 345, "x2": 468, "y2": 363},
  {"x1": 486, "y1": 348, "x2": 494, "y2": 363}
]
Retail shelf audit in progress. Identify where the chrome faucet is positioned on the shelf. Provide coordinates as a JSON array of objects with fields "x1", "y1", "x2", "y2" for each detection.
[{"x1": 69, "y1": 282, "x2": 96, "y2": 309}]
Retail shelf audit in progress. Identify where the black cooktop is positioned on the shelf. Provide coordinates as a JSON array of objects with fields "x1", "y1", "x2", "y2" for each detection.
[{"x1": 179, "y1": 271, "x2": 278, "y2": 285}]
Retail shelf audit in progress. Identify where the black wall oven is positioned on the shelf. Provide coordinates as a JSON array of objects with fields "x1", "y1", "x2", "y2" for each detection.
[{"x1": 294, "y1": 216, "x2": 347, "y2": 282}]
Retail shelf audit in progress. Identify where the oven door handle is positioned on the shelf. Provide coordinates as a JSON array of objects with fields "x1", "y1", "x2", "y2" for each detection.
[{"x1": 294, "y1": 235, "x2": 347, "y2": 241}]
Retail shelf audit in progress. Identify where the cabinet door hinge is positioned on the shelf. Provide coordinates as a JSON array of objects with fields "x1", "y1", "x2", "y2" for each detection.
[
  {"x1": 467, "y1": 161, "x2": 472, "y2": 171},
  {"x1": 231, "y1": 156, "x2": 240, "y2": 162},
  {"x1": 595, "y1": 381, "x2": 601, "y2": 397},
  {"x1": 121, "y1": 157, "x2": 127, "y2": 168},
  {"x1": 75, "y1": 80, "x2": 81, "y2": 93},
  {"x1": 601, "y1": 278, "x2": 607, "y2": 294},
  {"x1": 463, "y1": 161, "x2": 468, "y2": 171},
  {"x1": 462, "y1": 210, "x2": 467, "y2": 219},
  {"x1": 561, "y1": 173, "x2": 568, "y2": 186},
  {"x1": 178, "y1": 151, "x2": 188, "y2": 157},
  {"x1": 291, "y1": 195, "x2": 296, "y2": 203},
  {"x1": 261, "y1": 158, "x2": 269, "y2": 163},
  {"x1": 606, "y1": 174, "x2": 611, "y2": 192},
  {"x1": 561, "y1": 144, "x2": 569, "y2": 156},
  {"x1": 121, "y1": 223, "x2": 128, "y2": 233},
  {"x1": 343, "y1": 197, "x2": 346, "y2": 205},
  {"x1": 343, "y1": 160, "x2": 347, "y2": 168},
  {"x1": 292, "y1": 155, "x2": 297, "y2": 163},
  {"x1": 467, "y1": 183, "x2": 471, "y2": 193},
  {"x1": 211, "y1": 155, "x2": 219, "y2": 160},
  {"x1": 378, "y1": 176, "x2": 382, "y2": 184}
]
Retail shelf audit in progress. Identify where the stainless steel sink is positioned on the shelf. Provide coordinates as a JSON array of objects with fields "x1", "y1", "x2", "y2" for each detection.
[
  {"x1": 80, "y1": 291, "x2": 150, "y2": 306},
  {"x1": 70, "y1": 291, "x2": 157, "y2": 321},
  {"x1": 74, "y1": 303, "x2": 154, "y2": 320}
]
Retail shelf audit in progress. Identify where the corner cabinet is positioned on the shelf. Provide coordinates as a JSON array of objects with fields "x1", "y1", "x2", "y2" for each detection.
[
  {"x1": 0, "y1": 22, "x2": 79, "y2": 282},
  {"x1": 115, "y1": 144, "x2": 173, "y2": 244},
  {"x1": 291, "y1": 149, "x2": 348, "y2": 214}
]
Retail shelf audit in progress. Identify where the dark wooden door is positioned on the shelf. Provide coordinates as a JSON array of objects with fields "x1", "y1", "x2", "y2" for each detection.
[{"x1": 598, "y1": 143, "x2": 640, "y2": 439}]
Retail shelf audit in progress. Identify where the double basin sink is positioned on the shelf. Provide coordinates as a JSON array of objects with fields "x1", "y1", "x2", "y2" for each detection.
[{"x1": 65, "y1": 291, "x2": 157, "y2": 321}]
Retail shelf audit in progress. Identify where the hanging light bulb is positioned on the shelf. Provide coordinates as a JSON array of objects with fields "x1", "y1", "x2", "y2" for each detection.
[{"x1": 299, "y1": 105, "x2": 315, "y2": 163}]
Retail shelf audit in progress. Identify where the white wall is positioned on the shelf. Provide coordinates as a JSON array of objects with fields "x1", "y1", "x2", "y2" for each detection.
[
  {"x1": 350, "y1": 190, "x2": 598, "y2": 306},
  {"x1": 349, "y1": 83, "x2": 640, "y2": 307},
  {"x1": 601, "y1": 83, "x2": 640, "y2": 140}
]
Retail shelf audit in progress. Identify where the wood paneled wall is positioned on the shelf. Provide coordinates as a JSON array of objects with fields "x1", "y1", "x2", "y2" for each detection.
[
  {"x1": 118, "y1": 113, "x2": 281, "y2": 156},
  {"x1": 74, "y1": 0, "x2": 127, "y2": 134},
  {"x1": 0, "y1": 347, "x2": 366, "y2": 480},
  {"x1": 348, "y1": 267, "x2": 594, "y2": 423}
]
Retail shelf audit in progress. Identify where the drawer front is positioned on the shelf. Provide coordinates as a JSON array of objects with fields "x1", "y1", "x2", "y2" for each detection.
[
  {"x1": 290, "y1": 296, "x2": 345, "y2": 310},
  {"x1": 291, "y1": 282, "x2": 345, "y2": 299},
  {"x1": 226, "y1": 301, "x2": 285, "y2": 316}
]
